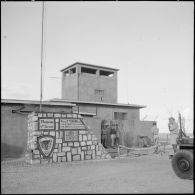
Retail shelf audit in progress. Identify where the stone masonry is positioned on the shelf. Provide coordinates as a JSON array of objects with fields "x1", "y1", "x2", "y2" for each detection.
[{"x1": 26, "y1": 112, "x2": 111, "y2": 164}]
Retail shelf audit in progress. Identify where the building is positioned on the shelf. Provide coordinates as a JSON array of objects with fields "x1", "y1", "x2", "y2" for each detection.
[{"x1": 1, "y1": 62, "x2": 154, "y2": 159}]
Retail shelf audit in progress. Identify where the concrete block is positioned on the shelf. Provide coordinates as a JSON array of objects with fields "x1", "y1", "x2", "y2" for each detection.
[
  {"x1": 54, "y1": 113, "x2": 61, "y2": 118},
  {"x1": 62, "y1": 156, "x2": 66, "y2": 162},
  {"x1": 32, "y1": 131, "x2": 42, "y2": 136},
  {"x1": 91, "y1": 145, "x2": 95, "y2": 150},
  {"x1": 58, "y1": 144, "x2": 62, "y2": 152},
  {"x1": 77, "y1": 147, "x2": 81, "y2": 154},
  {"x1": 62, "y1": 114, "x2": 66, "y2": 118},
  {"x1": 57, "y1": 152, "x2": 65, "y2": 157},
  {"x1": 43, "y1": 131, "x2": 49, "y2": 135},
  {"x1": 83, "y1": 135, "x2": 87, "y2": 141},
  {"x1": 79, "y1": 130, "x2": 86, "y2": 135},
  {"x1": 38, "y1": 113, "x2": 42, "y2": 117},
  {"x1": 72, "y1": 155, "x2": 80, "y2": 161},
  {"x1": 81, "y1": 151, "x2": 84, "y2": 160},
  {"x1": 92, "y1": 150, "x2": 96, "y2": 159},
  {"x1": 56, "y1": 139, "x2": 62, "y2": 143},
  {"x1": 49, "y1": 131, "x2": 55, "y2": 136},
  {"x1": 80, "y1": 141, "x2": 86, "y2": 146},
  {"x1": 85, "y1": 155, "x2": 91, "y2": 160},
  {"x1": 82, "y1": 146, "x2": 87, "y2": 150},
  {"x1": 56, "y1": 123, "x2": 59, "y2": 130},
  {"x1": 67, "y1": 114, "x2": 72, "y2": 118},
  {"x1": 62, "y1": 147, "x2": 70, "y2": 152},
  {"x1": 78, "y1": 114, "x2": 82, "y2": 118},
  {"x1": 32, "y1": 122, "x2": 38, "y2": 131},
  {"x1": 68, "y1": 142, "x2": 73, "y2": 146},
  {"x1": 53, "y1": 153, "x2": 57, "y2": 162},
  {"x1": 42, "y1": 113, "x2": 47, "y2": 117},
  {"x1": 87, "y1": 146, "x2": 91, "y2": 150},
  {"x1": 59, "y1": 131, "x2": 63, "y2": 138},
  {"x1": 33, "y1": 150, "x2": 40, "y2": 155},
  {"x1": 74, "y1": 142, "x2": 79, "y2": 147},
  {"x1": 86, "y1": 150, "x2": 92, "y2": 155},
  {"x1": 87, "y1": 134, "x2": 92, "y2": 140},
  {"x1": 72, "y1": 114, "x2": 78, "y2": 118},
  {"x1": 63, "y1": 143, "x2": 67, "y2": 147},
  {"x1": 79, "y1": 135, "x2": 83, "y2": 141},
  {"x1": 33, "y1": 154, "x2": 40, "y2": 159},
  {"x1": 55, "y1": 118, "x2": 59, "y2": 122},
  {"x1": 56, "y1": 132, "x2": 59, "y2": 138},
  {"x1": 71, "y1": 148, "x2": 78, "y2": 155},
  {"x1": 92, "y1": 141, "x2": 98, "y2": 145},
  {"x1": 67, "y1": 152, "x2": 72, "y2": 162},
  {"x1": 58, "y1": 156, "x2": 62, "y2": 162},
  {"x1": 47, "y1": 113, "x2": 53, "y2": 117},
  {"x1": 87, "y1": 141, "x2": 92, "y2": 145},
  {"x1": 32, "y1": 116, "x2": 38, "y2": 121},
  {"x1": 30, "y1": 159, "x2": 40, "y2": 164},
  {"x1": 54, "y1": 149, "x2": 58, "y2": 152}
]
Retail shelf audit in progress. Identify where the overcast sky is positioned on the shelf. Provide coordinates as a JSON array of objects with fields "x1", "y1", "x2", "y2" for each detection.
[{"x1": 1, "y1": 1, "x2": 194, "y2": 133}]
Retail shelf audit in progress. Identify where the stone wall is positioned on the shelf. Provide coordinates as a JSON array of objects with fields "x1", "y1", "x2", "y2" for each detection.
[{"x1": 26, "y1": 112, "x2": 111, "y2": 164}]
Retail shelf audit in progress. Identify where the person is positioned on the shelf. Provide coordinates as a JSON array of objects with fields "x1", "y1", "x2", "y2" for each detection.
[
  {"x1": 168, "y1": 117, "x2": 179, "y2": 153},
  {"x1": 115, "y1": 124, "x2": 120, "y2": 147},
  {"x1": 151, "y1": 122, "x2": 159, "y2": 145},
  {"x1": 110, "y1": 123, "x2": 117, "y2": 148},
  {"x1": 101, "y1": 120, "x2": 108, "y2": 148}
]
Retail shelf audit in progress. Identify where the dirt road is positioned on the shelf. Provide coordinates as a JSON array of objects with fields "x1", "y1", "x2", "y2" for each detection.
[{"x1": 1, "y1": 154, "x2": 193, "y2": 194}]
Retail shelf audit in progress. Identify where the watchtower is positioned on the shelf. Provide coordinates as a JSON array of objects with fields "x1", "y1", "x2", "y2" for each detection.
[{"x1": 61, "y1": 62, "x2": 119, "y2": 103}]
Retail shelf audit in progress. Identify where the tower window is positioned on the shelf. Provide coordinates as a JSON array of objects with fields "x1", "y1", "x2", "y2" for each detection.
[
  {"x1": 100, "y1": 70, "x2": 114, "y2": 77},
  {"x1": 70, "y1": 67, "x2": 76, "y2": 74},
  {"x1": 81, "y1": 67, "x2": 97, "y2": 74}
]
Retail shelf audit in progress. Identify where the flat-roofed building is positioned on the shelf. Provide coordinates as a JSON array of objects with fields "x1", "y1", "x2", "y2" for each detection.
[{"x1": 61, "y1": 62, "x2": 118, "y2": 103}]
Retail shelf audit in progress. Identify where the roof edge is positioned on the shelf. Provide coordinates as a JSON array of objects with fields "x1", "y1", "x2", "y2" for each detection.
[
  {"x1": 49, "y1": 98, "x2": 146, "y2": 109},
  {"x1": 60, "y1": 62, "x2": 119, "y2": 72}
]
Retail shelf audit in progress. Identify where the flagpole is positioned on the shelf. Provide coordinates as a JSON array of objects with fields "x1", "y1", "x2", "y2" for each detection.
[{"x1": 40, "y1": 1, "x2": 44, "y2": 112}]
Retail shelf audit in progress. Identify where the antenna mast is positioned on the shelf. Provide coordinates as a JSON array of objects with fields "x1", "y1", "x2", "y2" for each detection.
[{"x1": 40, "y1": 1, "x2": 44, "y2": 112}]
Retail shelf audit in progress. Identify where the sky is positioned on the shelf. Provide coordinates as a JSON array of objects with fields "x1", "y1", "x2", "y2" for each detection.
[{"x1": 1, "y1": 1, "x2": 194, "y2": 133}]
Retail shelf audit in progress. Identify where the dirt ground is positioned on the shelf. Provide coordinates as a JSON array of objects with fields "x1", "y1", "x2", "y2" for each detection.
[{"x1": 1, "y1": 152, "x2": 193, "y2": 194}]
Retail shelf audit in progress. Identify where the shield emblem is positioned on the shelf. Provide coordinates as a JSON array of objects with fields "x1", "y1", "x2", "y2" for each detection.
[{"x1": 37, "y1": 135, "x2": 55, "y2": 158}]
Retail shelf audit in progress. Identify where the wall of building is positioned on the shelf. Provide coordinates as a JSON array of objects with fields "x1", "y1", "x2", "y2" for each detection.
[
  {"x1": 61, "y1": 63, "x2": 118, "y2": 103},
  {"x1": 61, "y1": 73, "x2": 78, "y2": 100},
  {"x1": 75, "y1": 104, "x2": 145, "y2": 146},
  {"x1": 1, "y1": 103, "x2": 72, "y2": 159},
  {"x1": 26, "y1": 112, "x2": 111, "y2": 164},
  {"x1": 78, "y1": 72, "x2": 117, "y2": 103}
]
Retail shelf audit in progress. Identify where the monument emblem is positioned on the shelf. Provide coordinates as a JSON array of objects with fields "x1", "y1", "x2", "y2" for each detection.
[{"x1": 37, "y1": 135, "x2": 55, "y2": 158}]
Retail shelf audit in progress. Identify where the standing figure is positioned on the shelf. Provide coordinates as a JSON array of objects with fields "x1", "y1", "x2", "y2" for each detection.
[
  {"x1": 110, "y1": 123, "x2": 117, "y2": 148},
  {"x1": 115, "y1": 124, "x2": 120, "y2": 146},
  {"x1": 101, "y1": 120, "x2": 108, "y2": 148},
  {"x1": 168, "y1": 117, "x2": 179, "y2": 153},
  {"x1": 151, "y1": 122, "x2": 159, "y2": 145}
]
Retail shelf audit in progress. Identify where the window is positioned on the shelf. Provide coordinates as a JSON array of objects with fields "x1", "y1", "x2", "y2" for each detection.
[
  {"x1": 64, "y1": 70, "x2": 70, "y2": 77},
  {"x1": 100, "y1": 70, "x2": 114, "y2": 77},
  {"x1": 95, "y1": 89, "x2": 104, "y2": 95},
  {"x1": 81, "y1": 67, "x2": 97, "y2": 74},
  {"x1": 70, "y1": 67, "x2": 76, "y2": 74},
  {"x1": 114, "y1": 112, "x2": 127, "y2": 120}
]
